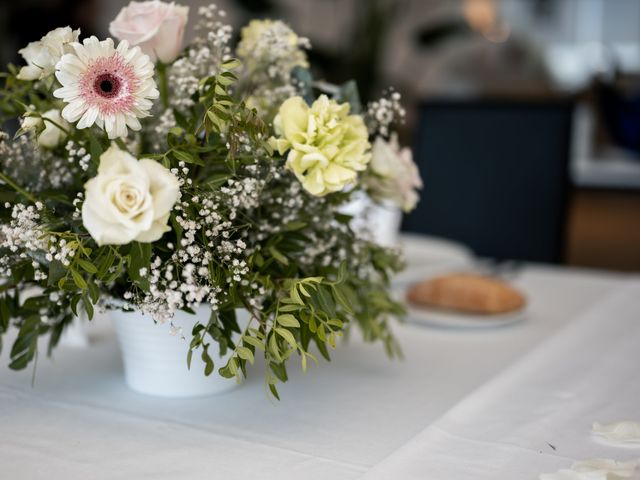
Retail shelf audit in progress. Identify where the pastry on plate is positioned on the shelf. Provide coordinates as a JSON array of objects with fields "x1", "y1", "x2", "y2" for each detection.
[{"x1": 407, "y1": 273, "x2": 526, "y2": 315}]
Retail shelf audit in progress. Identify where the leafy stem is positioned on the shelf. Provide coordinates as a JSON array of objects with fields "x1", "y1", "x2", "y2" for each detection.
[
  {"x1": 156, "y1": 62, "x2": 169, "y2": 110},
  {"x1": 0, "y1": 170, "x2": 38, "y2": 203}
]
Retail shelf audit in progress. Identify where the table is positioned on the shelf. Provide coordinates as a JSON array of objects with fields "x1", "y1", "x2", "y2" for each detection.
[
  {"x1": 0, "y1": 235, "x2": 637, "y2": 479},
  {"x1": 362, "y1": 279, "x2": 640, "y2": 479}
]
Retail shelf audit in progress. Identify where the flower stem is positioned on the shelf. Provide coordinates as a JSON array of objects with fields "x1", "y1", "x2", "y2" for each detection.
[
  {"x1": 0, "y1": 171, "x2": 38, "y2": 204},
  {"x1": 157, "y1": 62, "x2": 169, "y2": 110}
]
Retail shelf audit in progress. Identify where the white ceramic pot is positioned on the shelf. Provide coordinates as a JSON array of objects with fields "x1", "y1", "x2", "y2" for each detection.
[
  {"x1": 341, "y1": 192, "x2": 403, "y2": 247},
  {"x1": 111, "y1": 305, "x2": 237, "y2": 397}
]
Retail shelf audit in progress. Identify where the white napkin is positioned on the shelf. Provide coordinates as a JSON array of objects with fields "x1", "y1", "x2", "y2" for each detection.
[
  {"x1": 593, "y1": 422, "x2": 640, "y2": 446},
  {"x1": 540, "y1": 458, "x2": 640, "y2": 480}
]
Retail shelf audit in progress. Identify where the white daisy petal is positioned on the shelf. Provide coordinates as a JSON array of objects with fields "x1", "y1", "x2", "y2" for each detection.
[
  {"x1": 125, "y1": 115, "x2": 141, "y2": 131},
  {"x1": 114, "y1": 114, "x2": 126, "y2": 138},
  {"x1": 62, "y1": 100, "x2": 86, "y2": 122},
  {"x1": 77, "y1": 107, "x2": 99, "y2": 129},
  {"x1": 104, "y1": 115, "x2": 115, "y2": 138}
]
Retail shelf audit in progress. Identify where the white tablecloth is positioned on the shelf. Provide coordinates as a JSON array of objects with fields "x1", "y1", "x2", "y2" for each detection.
[
  {"x1": 0, "y1": 236, "x2": 637, "y2": 479},
  {"x1": 361, "y1": 280, "x2": 640, "y2": 480}
]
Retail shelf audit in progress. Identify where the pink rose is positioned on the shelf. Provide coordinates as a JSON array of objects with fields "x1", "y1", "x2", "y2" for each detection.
[{"x1": 109, "y1": 1, "x2": 189, "y2": 64}]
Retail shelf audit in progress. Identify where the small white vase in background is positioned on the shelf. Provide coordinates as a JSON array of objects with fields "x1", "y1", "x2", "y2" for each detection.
[
  {"x1": 341, "y1": 192, "x2": 403, "y2": 247},
  {"x1": 111, "y1": 305, "x2": 238, "y2": 397}
]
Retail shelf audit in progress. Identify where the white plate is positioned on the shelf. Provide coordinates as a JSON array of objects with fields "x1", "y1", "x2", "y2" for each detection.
[
  {"x1": 394, "y1": 283, "x2": 526, "y2": 330},
  {"x1": 405, "y1": 303, "x2": 526, "y2": 329}
]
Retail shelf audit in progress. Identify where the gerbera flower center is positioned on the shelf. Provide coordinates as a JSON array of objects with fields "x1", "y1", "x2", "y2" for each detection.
[{"x1": 93, "y1": 73, "x2": 121, "y2": 99}]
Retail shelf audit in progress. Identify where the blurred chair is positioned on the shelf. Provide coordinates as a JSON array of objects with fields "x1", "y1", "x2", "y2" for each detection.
[{"x1": 403, "y1": 100, "x2": 574, "y2": 263}]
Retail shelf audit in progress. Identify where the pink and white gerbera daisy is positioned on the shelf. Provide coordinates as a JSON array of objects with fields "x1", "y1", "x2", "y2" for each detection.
[{"x1": 53, "y1": 36, "x2": 159, "y2": 139}]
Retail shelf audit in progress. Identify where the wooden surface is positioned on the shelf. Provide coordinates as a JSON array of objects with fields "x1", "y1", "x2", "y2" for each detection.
[{"x1": 565, "y1": 188, "x2": 640, "y2": 271}]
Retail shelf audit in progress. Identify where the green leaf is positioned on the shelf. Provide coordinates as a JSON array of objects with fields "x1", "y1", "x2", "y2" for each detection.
[
  {"x1": 70, "y1": 294, "x2": 81, "y2": 316},
  {"x1": 317, "y1": 324, "x2": 326, "y2": 342},
  {"x1": 221, "y1": 58, "x2": 241, "y2": 70},
  {"x1": 216, "y1": 75, "x2": 235, "y2": 86},
  {"x1": 96, "y1": 252, "x2": 115, "y2": 279},
  {"x1": 89, "y1": 134, "x2": 104, "y2": 165},
  {"x1": 316, "y1": 286, "x2": 336, "y2": 317},
  {"x1": 283, "y1": 221, "x2": 306, "y2": 231},
  {"x1": 316, "y1": 341, "x2": 331, "y2": 361},
  {"x1": 128, "y1": 242, "x2": 151, "y2": 290},
  {"x1": 172, "y1": 149, "x2": 203, "y2": 165},
  {"x1": 268, "y1": 246, "x2": 289, "y2": 265},
  {"x1": 186, "y1": 349, "x2": 193, "y2": 370},
  {"x1": 168, "y1": 126, "x2": 183, "y2": 137},
  {"x1": 332, "y1": 285, "x2": 354, "y2": 314},
  {"x1": 278, "y1": 304, "x2": 300, "y2": 313},
  {"x1": 336, "y1": 79, "x2": 363, "y2": 114},
  {"x1": 70, "y1": 269, "x2": 87, "y2": 290},
  {"x1": 268, "y1": 334, "x2": 282, "y2": 362},
  {"x1": 269, "y1": 361, "x2": 288, "y2": 382},
  {"x1": 277, "y1": 314, "x2": 300, "y2": 328},
  {"x1": 76, "y1": 259, "x2": 97, "y2": 274},
  {"x1": 336, "y1": 261, "x2": 348, "y2": 284},
  {"x1": 0, "y1": 297, "x2": 11, "y2": 332},
  {"x1": 47, "y1": 260, "x2": 66, "y2": 286},
  {"x1": 236, "y1": 346, "x2": 254, "y2": 364},
  {"x1": 242, "y1": 335, "x2": 265, "y2": 350},
  {"x1": 269, "y1": 383, "x2": 280, "y2": 400},
  {"x1": 275, "y1": 327, "x2": 297, "y2": 347},
  {"x1": 87, "y1": 281, "x2": 100, "y2": 304},
  {"x1": 228, "y1": 357, "x2": 238, "y2": 375},
  {"x1": 292, "y1": 288, "x2": 304, "y2": 305},
  {"x1": 202, "y1": 347, "x2": 214, "y2": 376},
  {"x1": 9, "y1": 315, "x2": 39, "y2": 370},
  {"x1": 83, "y1": 297, "x2": 94, "y2": 320}
]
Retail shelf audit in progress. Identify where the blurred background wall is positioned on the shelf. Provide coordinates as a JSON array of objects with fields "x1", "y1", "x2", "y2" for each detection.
[{"x1": 2, "y1": 0, "x2": 639, "y2": 270}]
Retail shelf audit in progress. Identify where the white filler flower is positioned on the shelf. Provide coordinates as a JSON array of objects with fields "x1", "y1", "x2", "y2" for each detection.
[
  {"x1": 54, "y1": 36, "x2": 159, "y2": 139},
  {"x1": 82, "y1": 145, "x2": 179, "y2": 246}
]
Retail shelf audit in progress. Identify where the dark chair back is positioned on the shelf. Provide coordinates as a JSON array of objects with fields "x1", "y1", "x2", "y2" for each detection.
[{"x1": 403, "y1": 100, "x2": 574, "y2": 263}]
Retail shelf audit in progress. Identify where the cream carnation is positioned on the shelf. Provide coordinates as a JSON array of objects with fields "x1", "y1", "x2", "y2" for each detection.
[
  {"x1": 109, "y1": 1, "x2": 189, "y2": 64},
  {"x1": 82, "y1": 145, "x2": 179, "y2": 246},
  {"x1": 17, "y1": 27, "x2": 80, "y2": 81},
  {"x1": 53, "y1": 36, "x2": 159, "y2": 139},
  {"x1": 366, "y1": 135, "x2": 422, "y2": 212},
  {"x1": 271, "y1": 95, "x2": 370, "y2": 196}
]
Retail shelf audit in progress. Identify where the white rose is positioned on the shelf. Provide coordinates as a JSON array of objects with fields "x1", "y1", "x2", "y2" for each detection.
[
  {"x1": 17, "y1": 27, "x2": 80, "y2": 81},
  {"x1": 109, "y1": 1, "x2": 189, "y2": 64},
  {"x1": 82, "y1": 145, "x2": 180, "y2": 246},
  {"x1": 38, "y1": 109, "x2": 69, "y2": 149},
  {"x1": 366, "y1": 135, "x2": 423, "y2": 212}
]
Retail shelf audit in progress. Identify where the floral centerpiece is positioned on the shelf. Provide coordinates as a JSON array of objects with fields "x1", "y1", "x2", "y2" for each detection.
[{"x1": 0, "y1": 1, "x2": 422, "y2": 397}]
